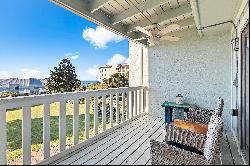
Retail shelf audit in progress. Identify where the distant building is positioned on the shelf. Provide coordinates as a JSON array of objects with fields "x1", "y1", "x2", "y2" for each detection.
[
  {"x1": 0, "y1": 78, "x2": 47, "y2": 94},
  {"x1": 99, "y1": 64, "x2": 129, "y2": 83},
  {"x1": 9, "y1": 84, "x2": 20, "y2": 93}
]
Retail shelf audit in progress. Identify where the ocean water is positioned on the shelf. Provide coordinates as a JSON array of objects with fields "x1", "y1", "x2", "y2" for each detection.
[{"x1": 81, "y1": 81, "x2": 99, "y2": 86}]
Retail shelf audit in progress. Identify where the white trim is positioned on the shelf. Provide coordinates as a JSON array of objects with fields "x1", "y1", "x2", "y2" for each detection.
[
  {"x1": 190, "y1": 0, "x2": 203, "y2": 37},
  {"x1": 233, "y1": 0, "x2": 249, "y2": 25},
  {"x1": 126, "y1": 4, "x2": 192, "y2": 33},
  {"x1": 111, "y1": 0, "x2": 170, "y2": 25},
  {"x1": 90, "y1": 0, "x2": 111, "y2": 13}
]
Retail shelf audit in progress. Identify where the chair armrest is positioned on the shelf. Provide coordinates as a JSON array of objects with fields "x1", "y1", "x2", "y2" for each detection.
[
  {"x1": 165, "y1": 123, "x2": 207, "y2": 152},
  {"x1": 185, "y1": 108, "x2": 215, "y2": 124},
  {"x1": 150, "y1": 140, "x2": 208, "y2": 165}
]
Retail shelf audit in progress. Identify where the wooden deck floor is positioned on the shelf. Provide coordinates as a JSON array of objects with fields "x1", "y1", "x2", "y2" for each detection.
[{"x1": 51, "y1": 115, "x2": 244, "y2": 165}]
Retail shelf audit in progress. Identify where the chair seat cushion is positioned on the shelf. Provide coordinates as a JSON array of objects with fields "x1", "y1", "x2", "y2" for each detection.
[{"x1": 166, "y1": 141, "x2": 204, "y2": 155}]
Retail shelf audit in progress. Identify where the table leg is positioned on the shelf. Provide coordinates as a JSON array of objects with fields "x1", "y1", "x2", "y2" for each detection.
[
  {"x1": 184, "y1": 108, "x2": 189, "y2": 119},
  {"x1": 170, "y1": 108, "x2": 173, "y2": 122},
  {"x1": 165, "y1": 107, "x2": 168, "y2": 124}
]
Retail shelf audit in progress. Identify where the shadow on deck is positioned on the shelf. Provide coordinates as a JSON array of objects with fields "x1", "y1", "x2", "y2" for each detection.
[{"x1": 49, "y1": 115, "x2": 245, "y2": 165}]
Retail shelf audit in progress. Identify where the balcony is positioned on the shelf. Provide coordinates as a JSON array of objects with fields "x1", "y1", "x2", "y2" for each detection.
[{"x1": 0, "y1": 86, "x2": 246, "y2": 165}]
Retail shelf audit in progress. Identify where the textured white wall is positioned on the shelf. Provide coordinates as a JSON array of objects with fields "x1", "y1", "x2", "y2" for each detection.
[
  {"x1": 129, "y1": 41, "x2": 148, "y2": 87},
  {"x1": 147, "y1": 32, "x2": 232, "y2": 117},
  {"x1": 230, "y1": 2, "x2": 249, "y2": 137},
  {"x1": 129, "y1": 31, "x2": 232, "y2": 117}
]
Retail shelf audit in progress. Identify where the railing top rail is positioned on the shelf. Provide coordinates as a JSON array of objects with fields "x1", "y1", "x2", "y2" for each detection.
[{"x1": 0, "y1": 86, "x2": 145, "y2": 109}]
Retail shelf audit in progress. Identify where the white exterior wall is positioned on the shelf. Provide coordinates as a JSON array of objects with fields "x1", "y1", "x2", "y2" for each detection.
[
  {"x1": 230, "y1": 0, "x2": 249, "y2": 139},
  {"x1": 130, "y1": 31, "x2": 232, "y2": 117},
  {"x1": 129, "y1": 43, "x2": 143, "y2": 87}
]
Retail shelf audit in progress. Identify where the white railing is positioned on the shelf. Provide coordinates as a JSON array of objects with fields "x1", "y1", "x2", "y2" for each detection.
[{"x1": 0, "y1": 86, "x2": 148, "y2": 165}]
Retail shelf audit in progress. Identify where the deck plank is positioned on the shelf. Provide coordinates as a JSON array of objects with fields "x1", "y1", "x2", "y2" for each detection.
[
  {"x1": 83, "y1": 117, "x2": 162, "y2": 165},
  {"x1": 220, "y1": 131, "x2": 234, "y2": 165},
  {"x1": 133, "y1": 131, "x2": 166, "y2": 165},
  {"x1": 52, "y1": 114, "x2": 245, "y2": 165},
  {"x1": 225, "y1": 130, "x2": 245, "y2": 165},
  {"x1": 56, "y1": 115, "x2": 150, "y2": 165},
  {"x1": 121, "y1": 131, "x2": 164, "y2": 165},
  {"x1": 107, "y1": 120, "x2": 164, "y2": 165}
]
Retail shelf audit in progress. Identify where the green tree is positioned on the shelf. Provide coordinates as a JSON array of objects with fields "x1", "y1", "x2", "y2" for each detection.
[
  {"x1": 106, "y1": 73, "x2": 129, "y2": 88},
  {"x1": 46, "y1": 59, "x2": 81, "y2": 93}
]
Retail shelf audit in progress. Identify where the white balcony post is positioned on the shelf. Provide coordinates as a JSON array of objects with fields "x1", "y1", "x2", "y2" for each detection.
[
  {"x1": 73, "y1": 99, "x2": 79, "y2": 145},
  {"x1": 145, "y1": 87, "x2": 149, "y2": 114},
  {"x1": 121, "y1": 93, "x2": 125, "y2": 123},
  {"x1": 22, "y1": 106, "x2": 31, "y2": 165},
  {"x1": 43, "y1": 103, "x2": 51, "y2": 159},
  {"x1": 0, "y1": 108, "x2": 6, "y2": 165},
  {"x1": 116, "y1": 93, "x2": 119, "y2": 125},
  {"x1": 85, "y1": 97, "x2": 90, "y2": 139},
  {"x1": 126, "y1": 91, "x2": 130, "y2": 120},
  {"x1": 138, "y1": 88, "x2": 142, "y2": 115},
  {"x1": 102, "y1": 95, "x2": 107, "y2": 132},
  {"x1": 110, "y1": 94, "x2": 114, "y2": 128},
  {"x1": 129, "y1": 91, "x2": 134, "y2": 119},
  {"x1": 94, "y1": 96, "x2": 99, "y2": 136},
  {"x1": 134, "y1": 90, "x2": 138, "y2": 116},
  {"x1": 59, "y1": 101, "x2": 66, "y2": 152}
]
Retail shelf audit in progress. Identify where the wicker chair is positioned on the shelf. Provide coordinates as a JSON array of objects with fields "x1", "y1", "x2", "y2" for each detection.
[
  {"x1": 150, "y1": 114, "x2": 223, "y2": 165},
  {"x1": 184, "y1": 97, "x2": 224, "y2": 124}
]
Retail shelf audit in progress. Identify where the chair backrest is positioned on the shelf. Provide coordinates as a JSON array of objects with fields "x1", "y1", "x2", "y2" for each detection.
[
  {"x1": 185, "y1": 108, "x2": 214, "y2": 124},
  {"x1": 203, "y1": 114, "x2": 223, "y2": 164},
  {"x1": 215, "y1": 97, "x2": 224, "y2": 117}
]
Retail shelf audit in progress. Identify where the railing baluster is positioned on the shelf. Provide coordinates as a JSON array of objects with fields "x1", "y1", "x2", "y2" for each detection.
[
  {"x1": 0, "y1": 108, "x2": 6, "y2": 165},
  {"x1": 116, "y1": 93, "x2": 119, "y2": 125},
  {"x1": 73, "y1": 99, "x2": 79, "y2": 145},
  {"x1": 143, "y1": 87, "x2": 148, "y2": 113},
  {"x1": 134, "y1": 90, "x2": 138, "y2": 116},
  {"x1": 94, "y1": 96, "x2": 98, "y2": 136},
  {"x1": 22, "y1": 106, "x2": 31, "y2": 165},
  {"x1": 59, "y1": 101, "x2": 66, "y2": 152},
  {"x1": 138, "y1": 88, "x2": 142, "y2": 115},
  {"x1": 110, "y1": 93, "x2": 113, "y2": 128},
  {"x1": 126, "y1": 91, "x2": 130, "y2": 120},
  {"x1": 102, "y1": 95, "x2": 107, "y2": 132},
  {"x1": 121, "y1": 93, "x2": 125, "y2": 123},
  {"x1": 43, "y1": 103, "x2": 50, "y2": 159},
  {"x1": 142, "y1": 88, "x2": 146, "y2": 112},
  {"x1": 85, "y1": 97, "x2": 90, "y2": 140},
  {"x1": 130, "y1": 91, "x2": 134, "y2": 118}
]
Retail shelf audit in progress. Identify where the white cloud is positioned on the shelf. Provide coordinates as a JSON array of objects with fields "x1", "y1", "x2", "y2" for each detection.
[
  {"x1": 65, "y1": 52, "x2": 80, "y2": 60},
  {"x1": 0, "y1": 71, "x2": 12, "y2": 79},
  {"x1": 85, "y1": 64, "x2": 100, "y2": 80},
  {"x1": 124, "y1": 58, "x2": 130, "y2": 64},
  {"x1": 83, "y1": 26, "x2": 124, "y2": 49},
  {"x1": 20, "y1": 69, "x2": 44, "y2": 79},
  {"x1": 107, "y1": 54, "x2": 128, "y2": 65},
  {"x1": 71, "y1": 54, "x2": 79, "y2": 60}
]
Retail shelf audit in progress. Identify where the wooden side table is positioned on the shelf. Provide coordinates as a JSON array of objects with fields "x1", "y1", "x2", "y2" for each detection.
[{"x1": 161, "y1": 101, "x2": 197, "y2": 124}]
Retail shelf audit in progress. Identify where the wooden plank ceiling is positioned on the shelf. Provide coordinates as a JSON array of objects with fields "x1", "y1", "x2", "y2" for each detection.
[{"x1": 49, "y1": 0, "x2": 200, "y2": 46}]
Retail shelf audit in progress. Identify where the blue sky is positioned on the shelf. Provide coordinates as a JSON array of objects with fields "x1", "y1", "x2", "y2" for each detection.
[{"x1": 0, "y1": 0, "x2": 129, "y2": 81}]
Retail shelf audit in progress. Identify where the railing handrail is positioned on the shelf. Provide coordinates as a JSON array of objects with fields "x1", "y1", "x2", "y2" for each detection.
[{"x1": 0, "y1": 86, "x2": 144, "y2": 109}]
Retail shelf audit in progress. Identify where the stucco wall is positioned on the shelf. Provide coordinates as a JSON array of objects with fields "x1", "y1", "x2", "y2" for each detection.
[
  {"x1": 129, "y1": 31, "x2": 232, "y2": 117},
  {"x1": 147, "y1": 33, "x2": 232, "y2": 117},
  {"x1": 230, "y1": 1, "x2": 249, "y2": 140}
]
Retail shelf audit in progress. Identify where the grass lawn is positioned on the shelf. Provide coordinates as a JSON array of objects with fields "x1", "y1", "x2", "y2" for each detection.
[{"x1": 6, "y1": 101, "x2": 122, "y2": 163}]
